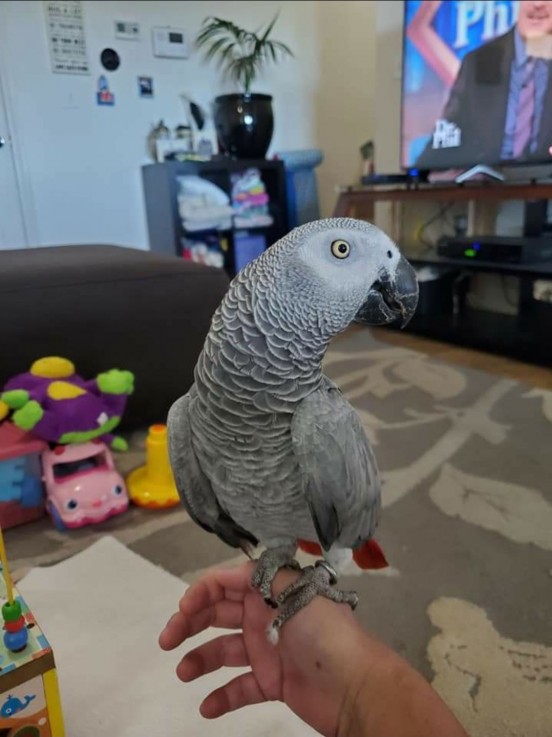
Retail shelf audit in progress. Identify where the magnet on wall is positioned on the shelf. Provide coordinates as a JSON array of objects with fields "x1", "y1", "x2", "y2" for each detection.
[
  {"x1": 97, "y1": 75, "x2": 115, "y2": 106},
  {"x1": 138, "y1": 76, "x2": 154, "y2": 98},
  {"x1": 100, "y1": 48, "x2": 120, "y2": 71}
]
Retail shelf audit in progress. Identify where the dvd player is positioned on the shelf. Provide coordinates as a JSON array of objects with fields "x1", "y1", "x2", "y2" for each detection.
[{"x1": 437, "y1": 236, "x2": 552, "y2": 264}]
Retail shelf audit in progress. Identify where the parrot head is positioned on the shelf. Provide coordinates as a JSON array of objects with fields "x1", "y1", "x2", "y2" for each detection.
[{"x1": 275, "y1": 218, "x2": 419, "y2": 331}]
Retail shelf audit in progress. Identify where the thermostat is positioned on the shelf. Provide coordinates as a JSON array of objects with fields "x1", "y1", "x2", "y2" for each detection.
[{"x1": 152, "y1": 27, "x2": 188, "y2": 59}]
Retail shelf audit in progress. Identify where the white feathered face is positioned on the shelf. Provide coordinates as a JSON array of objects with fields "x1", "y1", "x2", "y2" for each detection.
[{"x1": 288, "y1": 219, "x2": 419, "y2": 329}]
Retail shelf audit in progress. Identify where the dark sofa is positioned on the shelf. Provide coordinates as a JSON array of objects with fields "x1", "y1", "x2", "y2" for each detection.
[{"x1": 0, "y1": 245, "x2": 229, "y2": 429}]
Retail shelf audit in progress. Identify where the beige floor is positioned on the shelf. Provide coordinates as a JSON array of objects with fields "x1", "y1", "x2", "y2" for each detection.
[{"x1": 369, "y1": 329, "x2": 552, "y2": 390}]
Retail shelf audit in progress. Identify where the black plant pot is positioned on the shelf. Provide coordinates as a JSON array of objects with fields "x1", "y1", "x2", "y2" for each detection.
[{"x1": 213, "y1": 93, "x2": 274, "y2": 159}]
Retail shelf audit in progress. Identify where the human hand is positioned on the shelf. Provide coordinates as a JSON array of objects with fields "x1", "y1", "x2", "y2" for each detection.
[
  {"x1": 159, "y1": 562, "x2": 468, "y2": 737},
  {"x1": 158, "y1": 561, "x2": 373, "y2": 737}
]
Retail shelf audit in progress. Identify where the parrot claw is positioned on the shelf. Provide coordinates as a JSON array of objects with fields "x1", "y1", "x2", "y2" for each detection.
[
  {"x1": 267, "y1": 560, "x2": 358, "y2": 644},
  {"x1": 252, "y1": 546, "x2": 300, "y2": 607}
]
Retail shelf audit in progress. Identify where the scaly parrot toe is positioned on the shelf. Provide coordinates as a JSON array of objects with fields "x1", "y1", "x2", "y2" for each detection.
[
  {"x1": 267, "y1": 561, "x2": 358, "y2": 644},
  {"x1": 252, "y1": 546, "x2": 300, "y2": 607}
]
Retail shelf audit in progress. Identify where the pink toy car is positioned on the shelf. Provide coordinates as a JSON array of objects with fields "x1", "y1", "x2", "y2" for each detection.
[{"x1": 42, "y1": 442, "x2": 129, "y2": 530}]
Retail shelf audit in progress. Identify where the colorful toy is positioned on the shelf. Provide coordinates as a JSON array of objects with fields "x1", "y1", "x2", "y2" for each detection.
[
  {"x1": 127, "y1": 424, "x2": 180, "y2": 509},
  {"x1": 0, "y1": 423, "x2": 47, "y2": 530},
  {"x1": 42, "y1": 441, "x2": 129, "y2": 531},
  {"x1": 0, "y1": 526, "x2": 65, "y2": 736},
  {"x1": 0, "y1": 356, "x2": 134, "y2": 451}
]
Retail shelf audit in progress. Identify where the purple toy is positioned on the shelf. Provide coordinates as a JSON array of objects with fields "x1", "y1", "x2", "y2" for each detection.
[{"x1": 0, "y1": 357, "x2": 134, "y2": 451}]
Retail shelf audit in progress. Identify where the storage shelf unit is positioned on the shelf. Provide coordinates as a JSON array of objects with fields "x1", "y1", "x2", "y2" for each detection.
[{"x1": 142, "y1": 159, "x2": 288, "y2": 275}]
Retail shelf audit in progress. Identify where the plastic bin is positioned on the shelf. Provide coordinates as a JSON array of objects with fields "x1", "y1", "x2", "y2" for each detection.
[{"x1": 276, "y1": 150, "x2": 323, "y2": 228}]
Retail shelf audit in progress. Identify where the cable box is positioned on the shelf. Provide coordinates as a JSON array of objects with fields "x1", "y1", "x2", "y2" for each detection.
[{"x1": 437, "y1": 236, "x2": 552, "y2": 264}]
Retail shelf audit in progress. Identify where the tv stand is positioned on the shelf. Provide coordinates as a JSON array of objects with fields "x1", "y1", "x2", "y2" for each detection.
[
  {"x1": 333, "y1": 180, "x2": 552, "y2": 367},
  {"x1": 455, "y1": 164, "x2": 505, "y2": 183}
]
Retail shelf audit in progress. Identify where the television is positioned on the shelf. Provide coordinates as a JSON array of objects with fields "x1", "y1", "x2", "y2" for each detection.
[{"x1": 401, "y1": 0, "x2": 552, "y2": 171}]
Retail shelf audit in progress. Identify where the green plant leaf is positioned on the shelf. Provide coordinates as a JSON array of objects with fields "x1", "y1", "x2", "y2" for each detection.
[
  {"x1": 266, "y1": 41, "x2": 277, "y2": 63},
  {"x1": 194, "y1": 14, "x2": 293, "y2": 91},
  {"x1": 219, "y1": 40, "x2": 238, "y2": 66},
  {"x1": 203, "y1": 36, "x2": 234, "y2": 63},
  {"x1": 260, "y1": 13, "x2": 279, "y2": 43},
  {"x1": 270, "y1": 40, "x2": 294, "y2": 57}
]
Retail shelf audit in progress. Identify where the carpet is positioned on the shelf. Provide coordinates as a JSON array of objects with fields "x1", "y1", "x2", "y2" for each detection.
[
  {"x1": 19, "y1": 536, "x2": 316, "y2": 737},
  {"x1": 5, "y1": 328, "x2": 552, "y2": 736}
]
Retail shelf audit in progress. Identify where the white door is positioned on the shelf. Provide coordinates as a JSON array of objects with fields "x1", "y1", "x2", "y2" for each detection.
[{"x1": 0, "y1": 73, "x2": 27, "y2": 249}]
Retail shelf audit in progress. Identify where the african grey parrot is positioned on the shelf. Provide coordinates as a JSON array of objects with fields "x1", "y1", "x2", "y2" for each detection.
[{"x1": 168, "y1": 218, "x2": 418, "y2": 640}]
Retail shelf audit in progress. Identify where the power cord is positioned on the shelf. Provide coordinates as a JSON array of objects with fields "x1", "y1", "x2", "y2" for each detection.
[
  {"x1": 415, "y1": 202, "x2": 456, "y2": 251},
  {"x1": 501, "y1": 275, "x2": 518, "y2": 308}
]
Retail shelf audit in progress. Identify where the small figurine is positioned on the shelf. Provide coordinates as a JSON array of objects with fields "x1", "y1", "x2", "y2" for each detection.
[{"x1": 0, "y1": 357, "x2": 134, "y2": 451}]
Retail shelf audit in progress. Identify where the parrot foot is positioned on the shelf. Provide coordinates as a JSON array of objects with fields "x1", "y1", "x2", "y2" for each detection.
[
  {"x1": 252, "y1": 547, "x2": 300, "y2": 608},
  {"x1": 267, "y1": 561, "x2": 358, "y2": 644}
]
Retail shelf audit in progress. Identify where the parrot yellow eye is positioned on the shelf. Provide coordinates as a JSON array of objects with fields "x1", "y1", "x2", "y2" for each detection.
[{"x1": 331, "y1": 240, "x2": 351, "y2": 259}]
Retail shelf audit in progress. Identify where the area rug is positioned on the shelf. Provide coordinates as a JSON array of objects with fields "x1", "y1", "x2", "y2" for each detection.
[
  {"x1": 18, "y1": 536, "x2": 316, "y2": 737},
  {"x1": 5, "y1": 329, "x2": 552, "y2": 736}
]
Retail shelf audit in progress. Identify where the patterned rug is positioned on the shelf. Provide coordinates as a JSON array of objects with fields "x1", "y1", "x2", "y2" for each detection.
[{"x1": 5, "y1": 329, "x2": 552, "y2": 736}]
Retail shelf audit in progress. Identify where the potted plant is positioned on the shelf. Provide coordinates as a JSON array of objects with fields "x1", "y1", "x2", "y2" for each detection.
[{"x1": 195, "y1": 14, "x2": 293, "y2": 159}]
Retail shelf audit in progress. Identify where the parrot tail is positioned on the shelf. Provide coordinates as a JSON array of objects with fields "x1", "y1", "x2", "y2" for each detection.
[
  {"x1": 352, "y1": 540, "x2": 388, "y2": 569},
  {"x1": 297, "y1": 539, "x2": 388, "y2": 570}
]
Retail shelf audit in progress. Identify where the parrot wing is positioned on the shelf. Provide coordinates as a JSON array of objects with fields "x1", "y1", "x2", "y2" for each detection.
[
  {"x1": 167, "y1": 391, "x2": 258, "y2": 550},
  {"x1": 291, "y1": 378, "x2": 381, "y2": 552}
]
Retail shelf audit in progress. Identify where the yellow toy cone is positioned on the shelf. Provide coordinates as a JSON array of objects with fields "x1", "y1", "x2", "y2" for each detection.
[{"x1": 127, "y1": 425, "x2": 180, "y2": 509}]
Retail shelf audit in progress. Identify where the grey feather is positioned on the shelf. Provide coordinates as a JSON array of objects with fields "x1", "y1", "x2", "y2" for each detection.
[
  {"x1": 291, "y1": 378, "x2": 381, "y2": 551},
  {"x1": 167, "y1": 391, "x2": 258, "y2": 549}
]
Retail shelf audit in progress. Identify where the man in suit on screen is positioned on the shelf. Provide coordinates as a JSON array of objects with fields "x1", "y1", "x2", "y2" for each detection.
[{"x1": 415, "y1": 0, "x2": 552, "y2": 169}]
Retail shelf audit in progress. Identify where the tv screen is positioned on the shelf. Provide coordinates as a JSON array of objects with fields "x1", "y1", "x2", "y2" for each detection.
[{"x1": 401, "y1": 0, "x2": 552, "y2": 171}]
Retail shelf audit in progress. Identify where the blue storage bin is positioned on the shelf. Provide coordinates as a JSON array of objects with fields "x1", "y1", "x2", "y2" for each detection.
[{"x1": 276, "y1": 150, "x2": 323, "y2": 228}]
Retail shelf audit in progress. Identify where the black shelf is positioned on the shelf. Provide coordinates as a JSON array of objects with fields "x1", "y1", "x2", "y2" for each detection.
[
  {"x1": 404, "y1": 249, "x2": 552, "y2": 278},
  {"x1": 142, "y1": 160, "x2": 288, "y2": 275},
  {"x1": 396, "y1": 308, "x2": 551, "y2": 365},
  {"x1": 385, "y1": 250, "x2": 552, "y2": 367}
]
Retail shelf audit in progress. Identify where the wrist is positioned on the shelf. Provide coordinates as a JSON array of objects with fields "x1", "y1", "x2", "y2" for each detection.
[
  {"x1": 336, "y1": 632, "x2": 397, "y2": 737},
  {"x1": 337, "y1": 642, "x2": 468, "y2": 737}
]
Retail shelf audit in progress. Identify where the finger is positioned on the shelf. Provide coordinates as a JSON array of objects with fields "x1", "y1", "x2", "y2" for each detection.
[
  {"x1": 200, "y1": 672, "x2": 267, "y2": 719},
  {"x1": 159, "y1": 600, "x2": 244, "y2": 650},
  {"x1": 177, "y1": 633, "x2": 248, "y2": 682},
  {"x1": 178, "y1": 561, "x2": 254, "y2": 619}
]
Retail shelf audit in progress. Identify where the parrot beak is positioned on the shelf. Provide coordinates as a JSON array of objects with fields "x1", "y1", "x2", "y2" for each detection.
[{"x1": 355, "y1": 255, "x2": 419, "y2": 328}]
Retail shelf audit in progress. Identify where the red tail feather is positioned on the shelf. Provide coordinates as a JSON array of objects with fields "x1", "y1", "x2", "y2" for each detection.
[
  {"x1": 352, "y1": 540, "x2": 388, "y2": 569},
  {"x1": 298, "y1": 539, "x2": 388, "y2": 570},
  {"x1": 297, "y1": 540, "x2": 322, "y2": 556}
]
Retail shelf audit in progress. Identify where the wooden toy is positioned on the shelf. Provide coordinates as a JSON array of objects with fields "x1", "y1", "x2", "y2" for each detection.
[
  {"x1": 0, "y1": 423, "x2": 46, "y2": 530},
  {"x1": 0, "y1": 526, "x2": 64, "y2": 736}
]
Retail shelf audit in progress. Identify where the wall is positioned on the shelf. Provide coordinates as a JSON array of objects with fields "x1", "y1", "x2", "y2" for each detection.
[
  {"x1": 314, "y1": 1, "x2": 376, "y2": 217},
  {"x1": 374, "y1": 0, "x2": 403, "y2": 173},
  {"x1": 0, "y1": 0, "x2": 320, "y2": 248},
  {"x1": 0, "y1": 0, "x2": 378, "y2": 248}
]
